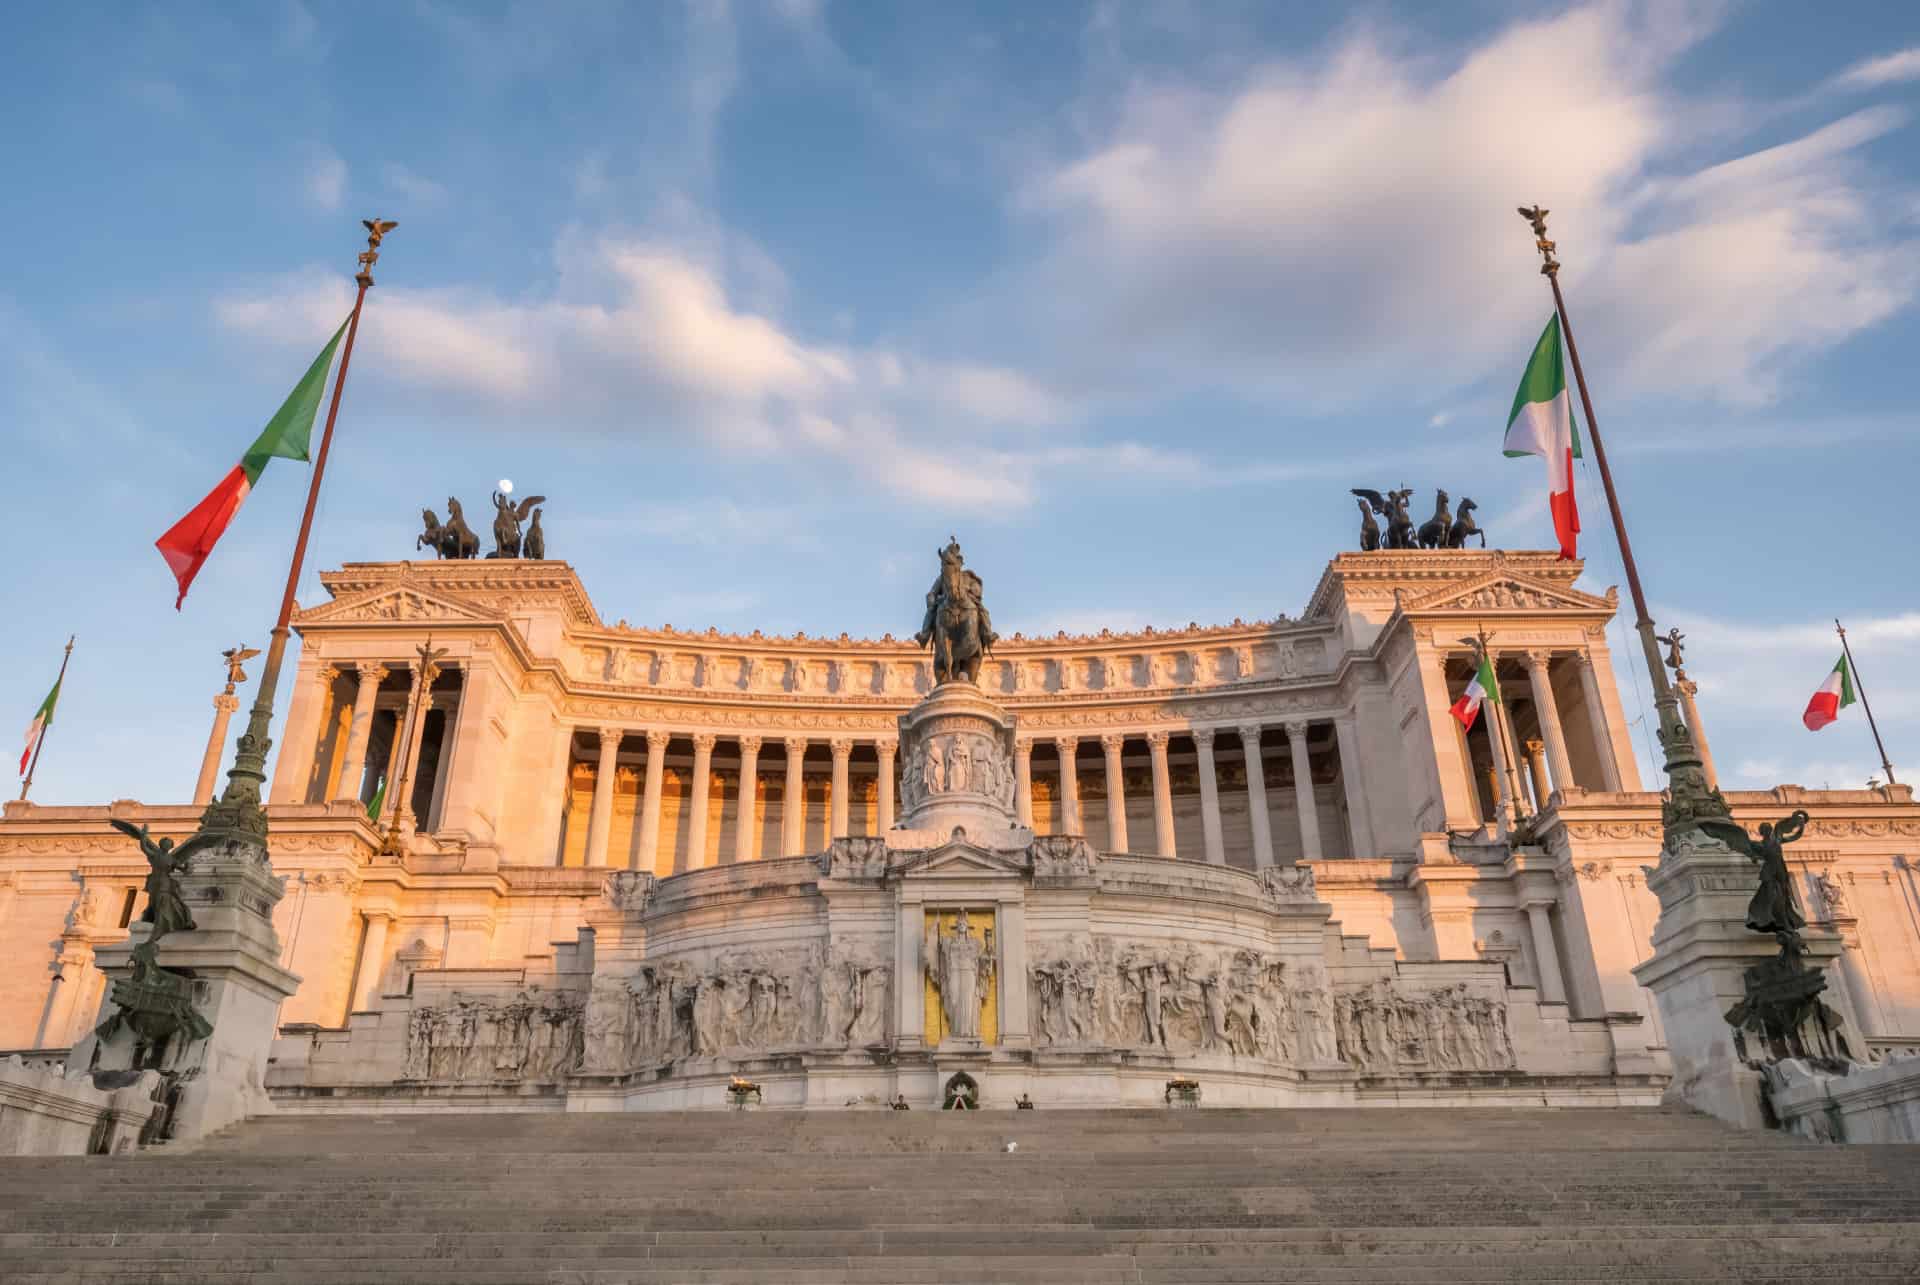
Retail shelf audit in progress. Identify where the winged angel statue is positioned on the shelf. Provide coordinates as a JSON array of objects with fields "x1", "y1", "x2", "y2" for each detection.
[{"x1": 490, "y1": 490, "x2": 547, "y2": 559}]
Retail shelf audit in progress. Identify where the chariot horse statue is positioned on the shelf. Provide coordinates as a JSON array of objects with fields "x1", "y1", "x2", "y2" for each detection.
[
  {"x1": 915, "y1": 538, "x2": 998, "y2": 685},
  {"x1": 438, "y1": 498, "x2": 481, "y2": 559},
  {"x1": 1417, "y1": 490, "x2": 1453, "y2": 550}
]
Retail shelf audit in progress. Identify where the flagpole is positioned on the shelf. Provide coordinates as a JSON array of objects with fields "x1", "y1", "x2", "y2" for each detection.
[
  {"x1": 1835, "y1": 619, "x2": 1897, "y2": 786},
  {"x1": 199, "y1": 220, "x2": 396, "y2": 843},
  {"x1": 18, "y1": 636, "x2": 75, "y2": 802},
  {"x1": 1516, "y1": 208, "x2": 1723, "y2": 835}
]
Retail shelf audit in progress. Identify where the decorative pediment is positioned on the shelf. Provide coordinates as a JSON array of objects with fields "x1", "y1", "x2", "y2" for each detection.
[
  {"x1": 892, "y1": 836, "x2": 1033, "y2": 879},
  {"x1": 1404, "y1": 571, "x2": 1614, "y2": 615},
  {"x1": 296, "y1": 584, "x2": 506, "y2": 628}
]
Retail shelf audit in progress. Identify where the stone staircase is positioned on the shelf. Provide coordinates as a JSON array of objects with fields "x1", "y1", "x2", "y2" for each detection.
[{"x1": 3, "y1": 1107, "x2": 1919, "y2": 1283}]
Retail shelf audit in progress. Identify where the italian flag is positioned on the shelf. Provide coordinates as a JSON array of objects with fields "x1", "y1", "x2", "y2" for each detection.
[
  {"x1": 19, "y1": 678, "x2": 61, "y2": 776},
  {"x1": 155, "y1": 317, "x2": 350, "y2": 609},
  {"x1": 1802, "y1": 655, "x2": 1857, "y2": 731},
  {"x1": 1450, "y1": 653, "x2": 1500, "y2": 731},
  {"x1": 1504, "y1": 314, "x2": 1582, "y2": 560}
]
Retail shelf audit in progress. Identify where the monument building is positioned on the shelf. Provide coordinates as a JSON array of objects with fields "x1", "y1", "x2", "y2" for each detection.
[{"x1": 2, "y1": 538, "x2": 1916, "y2": 1113}]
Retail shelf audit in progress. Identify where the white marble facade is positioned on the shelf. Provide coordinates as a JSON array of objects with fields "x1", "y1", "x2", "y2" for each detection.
[{"x1": 2, "y1": 549, "x2": 1917, "y2": 1110}]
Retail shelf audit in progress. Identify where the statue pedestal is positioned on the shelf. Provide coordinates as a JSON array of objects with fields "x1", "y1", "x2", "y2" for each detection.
[
  {"x1": 1632, "y1": 828, "x2": 1849, "y2": 1130},
  {"x1": 73, "y1": 834, "x2": 300, "y2": 1143},
  {"x1": 894, "y1": 682, "x2": 1031, "y2": 848}
]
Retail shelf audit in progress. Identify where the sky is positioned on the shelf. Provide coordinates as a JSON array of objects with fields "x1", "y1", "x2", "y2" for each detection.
[{"x1": 2, "y1": 1, "x2": 1917, "y2": 807}]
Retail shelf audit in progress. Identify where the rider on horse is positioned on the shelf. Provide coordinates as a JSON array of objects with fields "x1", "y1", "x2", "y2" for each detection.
[{"x1": 916, "y1": 539, "x2": 998, "y2": 684}]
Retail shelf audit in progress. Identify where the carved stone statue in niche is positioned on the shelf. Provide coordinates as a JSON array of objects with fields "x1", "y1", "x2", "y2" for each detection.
[{"x1": 928, "y1": 909, "x2": 994, "y2": 1041}]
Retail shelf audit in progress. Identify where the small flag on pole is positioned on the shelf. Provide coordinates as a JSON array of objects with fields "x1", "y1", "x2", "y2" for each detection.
[
  {"x1": 1802, "y1": 655, "x2": 1857, "y2": 731},
  {"x1": 155, "y1": 316, "x2": 351, "y2": 609},
  {"x1": 19, "y1": 678, "x2": 62, "y2": 776},
  {"x1": 366, "y1": 775, "x2": 387, "y2": 822},
  {"x1": 1450, "y1": 653, "x2": 1500, "y2": 730},
  {"x1": 1504, "y1": 314, "x2": 1582, "y2": 560}
]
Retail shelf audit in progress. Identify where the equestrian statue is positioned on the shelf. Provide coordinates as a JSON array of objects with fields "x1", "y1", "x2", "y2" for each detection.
[{"x1": 915, "y1": 538, "x2": 998, "y2": 685}]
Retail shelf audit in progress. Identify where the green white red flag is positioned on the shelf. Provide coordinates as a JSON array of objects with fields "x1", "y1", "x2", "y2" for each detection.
[
  {"x1": 18, "y1": 677, "x2": 61, "y2": 776},
  {"x1": 1802, "y1": 655, "x2": 1857, "y2": 731},
  {"x1": 155, "y1": 317, "x2": 350, "y2": 608},
  {"x1": 1504, "y1": 314, "x2": 1582, "y2": 559},
  {"x1": 1450, "y1": 653, "x2": 1500, "y2": 730}
]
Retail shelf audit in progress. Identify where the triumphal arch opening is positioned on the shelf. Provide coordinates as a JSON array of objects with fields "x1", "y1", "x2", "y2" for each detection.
[{"x1": 4, "y1": 537, "x2": 1916, "y2": 1114}]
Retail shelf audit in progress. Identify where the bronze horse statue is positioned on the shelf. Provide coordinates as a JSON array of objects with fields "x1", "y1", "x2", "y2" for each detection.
[
  {"x1": 438, "y1": 498, "x2": 481, "y2": 559},
  {"x1": 1417, "y1": 490, "x2": 1453, "y2": 549},
  {"x1": 1446, "y1": 497, "x2": 1485, "y2": 548},
  {"x1": 915, "y1": 540, "x2": 997, "y2": 685},
  {"x1": 1355, "y1": 499, "x2": 1380, "y2": 552}
]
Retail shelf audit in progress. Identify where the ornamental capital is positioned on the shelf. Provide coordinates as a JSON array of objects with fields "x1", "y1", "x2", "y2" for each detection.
[
  {"x1": 1236, "y1": 722, "x2": 1264, "y2": 745},
  {"x1": 1101, "y1": 733, "x2": 1127, "y2": 752},
  {"x1": 691, "y1": 732, "x2": 718, "y2": 752},
  {"x1": 1192, "y1": 727, "x2": 1216, "y2": 748},
  {"x1": 1284, "y1": 719, "x2": 1309, "y2": 738},
  {"x1": 784, "y1": 736, "x2": 809, "y2": 754},
  {"x1": 598, "y1": 726, "x2": 625, "y2": 748},
  {"x1": 829, "y1": 737, "x2": 855, "y2": 758},
  {"x1": 1053, "y1": 735, "x2": 1079, "y2": 753},
  {"x1": 1144, "y1": 731, "x2": 1170, "y2": 750},
  {"x1": 645, "y1": 729, "x2": 671, "y2": 750},
  {"x1": 354, "y1": 661, "x2": 391, "y2": 682},
  {"x1": 1524, "y1": 649, "x2": 1555, "y2": 668},
  {"x1": 738, "y1": 734, "x2": 763, "y2": 755}
]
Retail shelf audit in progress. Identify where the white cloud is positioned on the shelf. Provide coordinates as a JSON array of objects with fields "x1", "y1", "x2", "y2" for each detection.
[
  {"x1": 212, "y1": 233, "x2": 1084, "y2": 510},
  {"x1": 1833, "y1": 47, "x2": 1920, "y2": 90},
  {"x1": 382, "y1": 163, "x2": 448, "y2": 209},
  {"x1": 303, "y1": 146, "x2": 347, "y2": 212},
  {"x1": 1020, "y1": 3, "x2": 1920, "y2": 411}
]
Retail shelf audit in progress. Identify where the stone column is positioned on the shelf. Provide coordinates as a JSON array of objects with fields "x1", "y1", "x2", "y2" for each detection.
[
  {"x1": 194, "y1": 693, "x2": 240, "y2": 806},
  {"x1": 1146, "y1": 732, "x2": 1175, "y2": 857},
  {"x1": 685, "y1": 734, "x2": 716, "y2": 870},
  {"x1": 733, "y1": 736, "x2": 762, "y2": 863},
  {"x1": 637, "y1": 730, "x2": 668, "y2": 871},
  {"x1": 1493, "y1": 669, "x2": 1530, "y2": 816},
  {"x1": 1101, "y1": 734, "x2": 1132, "y2": 853},
  {"x1": 1523, "y1": 739, "x2": 1551, "y2": 813},
  {"x1": 1193, "y1": 729, "x2": 1225, "y2": 864},
  {"x1": 333, "y1": 662, "x2": 387, "y2": 802},
  {"x1": 1414, "y1": 642, "x2": 1480, "y2": 829},
  {"x1": 1237, "y1": 723, "x2": 1275, "y2": 869},
  {"x1": 394, "y1": 666, "x2": 435, "y2": 828},
  {"x1": 1524, "y1": 651, "x2": 1576, "y2": 798},
  {"x1": 1481, "y1": 693, "x2": 1514, "y2": 831},
  {"x1": 1055, "y1": 737, "x2": 1081, "y2": 834},
  {"x1": 877, "y1": 739, "x2": 897, "y2": 834},
  {"x1": 1286, "y1": 721, "x2": 1322, "y2": 863},
  {"x1": 1523, "y1": 900, "x2": 1567, "y2": 1004},
  {"x1": 583, "y1": 727, "x2": 622, "y2": 867},
  {"x1": 1332, "y1": 715, "x2": 1375, "y2": 858},
  {"x1": 1013, "y1": 739, "x2": 1034, "y2": 828},
  {"x1": 1575, "y1": 651, "x2": 1626, "y2": 791},
  {"x1": 352, "y1": 913, "x2": 392, "y2": 1013},
  {"x1": 1677, "y1": 679, "x2": 1719, "y2": 791},
  {"x1": 425, "y1": 690, "x2": 461, "y2": 831},
  {"x1": 269, "y1": 661, "x2": 335, "y2": 805},
  {"x1": 829, "y1": 738, "x2": 853, "y2": 838},
  {"x1": 782, "y1": 738, "x2": 807, "y2": 855}
]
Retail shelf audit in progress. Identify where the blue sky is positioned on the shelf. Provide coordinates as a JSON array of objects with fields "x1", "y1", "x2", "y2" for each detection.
[{"x1": 3, "y1": 1, "x2": 1916, "y2": 806}]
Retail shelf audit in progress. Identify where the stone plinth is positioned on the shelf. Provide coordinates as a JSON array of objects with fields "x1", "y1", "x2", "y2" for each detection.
[
  {"x1": 1632, "y1": 827, "x2": 1851, "y2": 1130},
  {"x1": 893, "y1": 682, "x2": 1031, "y2": 849},
  {"x1": 1769, "y1": 1054, "x2": 1920, "y2": 1143},
  {"x1": 75, "y1": 834, "x2": 300, "y2": 1142}
]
